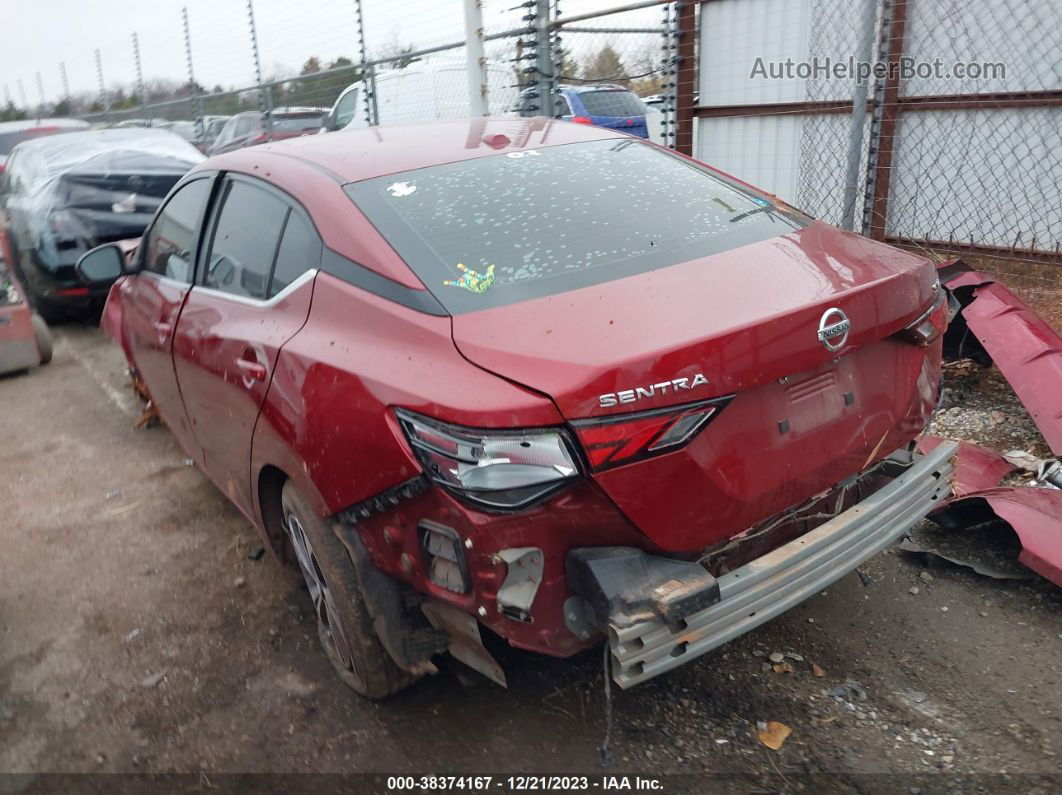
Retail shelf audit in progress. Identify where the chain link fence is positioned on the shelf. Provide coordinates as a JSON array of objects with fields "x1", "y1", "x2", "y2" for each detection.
[
  {"x1": 697, "y1": 0, "x2": 1060, "y2": 267},
  {"x1": 12, "y1": 2, "x2": 684, "y2": 154},
  {"x1": 6, "y1": 0, "x2": 1057, "y2": 271}
]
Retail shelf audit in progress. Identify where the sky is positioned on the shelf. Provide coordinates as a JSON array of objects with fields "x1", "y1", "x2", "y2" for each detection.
[{"x1": 0, "y1": 0, "x2": 662, "y2": 106}]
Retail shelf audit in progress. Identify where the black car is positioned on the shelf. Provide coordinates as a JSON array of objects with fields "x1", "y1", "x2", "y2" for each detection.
[
  {"x1": 207, "y1": 108, "x2": 325, "y2": 156},
  {"x1": 0, "y1": 128, "x2": 203, "y2": 320}
]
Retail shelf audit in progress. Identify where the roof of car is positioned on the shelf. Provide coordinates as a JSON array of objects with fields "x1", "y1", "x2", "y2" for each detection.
[
  {"x1": 203, "y1": 116, "x2": 627, "y2": 184},
  {"x1": 557, "y1": 84, "x2": 633, "y2": 94},
  {"x1": 0, "y1": 117, "x2": 90, "y2": 133},
  {"x1": 11, "y1": 126, "x2": 202, "y2": 157}
]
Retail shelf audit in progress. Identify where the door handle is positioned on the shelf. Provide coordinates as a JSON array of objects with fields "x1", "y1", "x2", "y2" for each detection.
[
  {"x1": 236, "y1": 357, "x2": 267, "y2": 382},
  {"x1": 153, "y1": 320, "x2": 173, "y2": 341}
]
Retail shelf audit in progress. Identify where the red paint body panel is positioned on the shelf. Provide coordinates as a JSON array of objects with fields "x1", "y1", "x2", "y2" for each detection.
[
  {"x1": 353, "y1": 480, "x2": 652, "y2": 657},
  {"x1": 118, "y1": 273, "x2": 203, "y2": 465},
  {"x1": 959, "y1": 280, "x2": 1062, "y2": 456},
  {"x1": 453, "y1": 222, "x2": 941, "y2": 549},
  {"x1": 944, "y1": 489, "x2": 1062, "y2": 587},
  {"x1": 99, "y1": 119, "x2": 953, "y2": 659},
  {"x1": 454, "y1": 223, "x2": 936, "y2": 418},
  {"x1": 986, "y1": 490, "x2": 1062, "y2": 587},
  {"x1": 249, "y1": 272, "x2": 564, "y2": 522},
  {"x1": 173, "y1": 278, "x2": 315, "y2": 519},
  {"x1": 917, "y1": 436, "x2": 1017, "y2": 496}
]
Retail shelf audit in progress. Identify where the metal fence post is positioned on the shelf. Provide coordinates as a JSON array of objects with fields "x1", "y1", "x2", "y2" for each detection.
[
  {"x1": 353, "y1": 0, "x2": 377, "y2": 127},
  {"x1": 661, "y1": 2, "x2": 678, "y2": 149},
  {"x1": 839, "y1": 0, "x2": 878, "y2": 231},
  {"x1": 866, "y1": 0, "x2": 908, "y2": 241},
  {"x1": 34, "y1": 72, "x2": 46, "y2": 117},
  {"x1": 59, "y1": 62, "x2": 70, "y2": 108},
  {"x1": 182, "y1": 8, "x2": 205, "y2": 138},
  {"x1": 534, "y1": 0, "x2": 553, "y2": 116},
  {"x1": 674, "y1": 2, "x2": 696, "y2": 156},
  {"x1": 245, "y1": 0, "x2": 272, "y2": 135},
  {"x1": 464, "y1": 0, "x2": 489, "y2": 116},
  {"x1": 93, "y1": 51, "x2": 111, "y2": 125},
  {"x1": 132, "y1": 33, "x2": 149, "y2": 122}
]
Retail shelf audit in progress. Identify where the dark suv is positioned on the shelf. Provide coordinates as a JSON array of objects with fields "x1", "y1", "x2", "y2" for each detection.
[{"x1": 207, "y1": 108, "x2": 326, "y2": 156}]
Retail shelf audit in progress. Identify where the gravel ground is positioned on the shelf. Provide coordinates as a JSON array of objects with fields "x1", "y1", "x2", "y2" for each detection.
[{"x1": 1, "y1": 309, "x2": 1060, "y2": 793}]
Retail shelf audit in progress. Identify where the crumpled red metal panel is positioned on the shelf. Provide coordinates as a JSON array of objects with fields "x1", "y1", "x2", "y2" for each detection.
[
  {"x1": 937, "y1": 261, "x2": 1062, "y2": 456},
  {"x1": 979, "y1": 489, "x2": 1062, "y2": 587},
  {"x1": 917, "y1": 436, "x2": 1017, "y2": 495},
  {"x1": 960, "y1": 281, "x2": 1062, "y2": 455}
]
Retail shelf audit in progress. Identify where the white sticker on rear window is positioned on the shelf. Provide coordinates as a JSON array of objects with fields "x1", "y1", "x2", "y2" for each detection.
[{"x1": 387, "y1": 181, "x2": 416, "y2": 197}]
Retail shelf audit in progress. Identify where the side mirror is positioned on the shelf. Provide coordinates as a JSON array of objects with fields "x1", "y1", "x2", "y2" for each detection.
[{"x1": 76, "y1": 243, "x2": 126, "y2": 284}]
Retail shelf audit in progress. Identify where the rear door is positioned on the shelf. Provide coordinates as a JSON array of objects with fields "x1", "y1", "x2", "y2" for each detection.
[
  {"x1": 121, "y1": 175, "x2": 215, "y2": 464},
  {"x1": 172, "y1": 174, "x2": 320, "y2": 519}
]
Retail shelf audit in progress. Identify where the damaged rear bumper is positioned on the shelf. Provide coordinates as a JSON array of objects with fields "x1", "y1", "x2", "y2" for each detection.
[{"x1": 567, "y1": 440, "x2": 957, "y2": 688}]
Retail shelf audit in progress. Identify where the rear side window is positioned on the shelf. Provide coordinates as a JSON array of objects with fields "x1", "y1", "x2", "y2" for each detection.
[
  {"x1": 143, "y1": 178, "x2": 212, "y2": 282},
  {"x1": 203, "y1": 180, "x2": 286, "y2": 298},
  {"x1": 578, "y1": 91, "x2": 648, "y2": 117},
  {"x1": 269, "y1": 211, "x2": 321, "y2": 296},
  {"x1": 347, "y1": 138, "x2": 805, "y2": 315},
  {"x1": 272, "y1": 115, "x2": 323, "y2": 132}
]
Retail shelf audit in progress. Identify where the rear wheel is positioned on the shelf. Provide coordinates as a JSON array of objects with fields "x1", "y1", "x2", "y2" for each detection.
[
  {"x1": 28, "y1": 294, "x2": 65, "y2": 325},
  {"x1": 31, "y1": 314, "x2": 53, "y2": 364},
  {"x1": 280, "y1": 481, "x2": 415, "y2": 698}
]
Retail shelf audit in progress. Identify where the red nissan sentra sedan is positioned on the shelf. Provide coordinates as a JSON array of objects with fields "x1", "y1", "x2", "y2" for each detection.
[{"x1": 74, "y1": 118, "x2": 955, "y2": 697}]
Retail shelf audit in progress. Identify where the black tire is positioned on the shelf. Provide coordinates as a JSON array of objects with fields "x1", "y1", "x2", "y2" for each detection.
[
  {"x1": 280, "y1": 481, "x2": 416, "y2": 699},
  {"x1": 31, "y1": 314, "x2": 53, "y2": 365},
  {"x1": 28, "y1": 294, "x2": 65, "y2": 325}
]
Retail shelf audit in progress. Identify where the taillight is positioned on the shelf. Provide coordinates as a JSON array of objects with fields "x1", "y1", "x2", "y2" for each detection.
[
  {"x1": 571, "y1": 397, "x2": 731, "y2": 472},
  {"x1": 895, "y1": 288, "x2": 947, "y2": 347},
  {"x1": 570, "y1": 116, "x2": 593, "y2": 125},
  {"x1": 396, "y1": 410, "x2": 580, "y2": 510},
  {"x1": 252, "y1": 132, "x2": 268, "y2": 143}
]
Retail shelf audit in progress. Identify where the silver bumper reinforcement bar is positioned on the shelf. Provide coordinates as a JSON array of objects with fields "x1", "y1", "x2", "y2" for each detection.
[{"x1": 605, "y1": 441, "x2": 957, "y2": 688}]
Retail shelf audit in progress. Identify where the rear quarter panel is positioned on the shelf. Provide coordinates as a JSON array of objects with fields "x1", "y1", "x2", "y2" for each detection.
[{"x1": 249, "y1": 272, "x2": 562, "y2": 524}]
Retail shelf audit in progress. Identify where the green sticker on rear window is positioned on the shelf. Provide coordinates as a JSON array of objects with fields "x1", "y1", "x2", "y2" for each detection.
[{"x1": 443, "y1": 263, "x2": 496, "y2": 294}]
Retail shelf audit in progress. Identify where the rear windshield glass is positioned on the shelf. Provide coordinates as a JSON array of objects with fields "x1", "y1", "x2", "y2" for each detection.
[
  {"x1": 346, "y1": 138, "x2": 805, "y2": 315},
  {"x1": 272, "y1": 115, "x2": 323, "y2": 132},
  {"x1": 578, "y1": 91, "x2": 649, "y2": 117}
]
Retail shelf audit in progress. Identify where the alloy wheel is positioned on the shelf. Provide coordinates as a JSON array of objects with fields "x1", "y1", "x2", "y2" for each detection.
[{"x1": 285, "y1": 511, "x2": 358, "y2": 677}]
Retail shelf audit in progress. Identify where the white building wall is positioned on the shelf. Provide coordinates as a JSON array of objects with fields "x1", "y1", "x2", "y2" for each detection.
[{"x1": 694, "y1": 0, "x2": 1058, "y2": 250}]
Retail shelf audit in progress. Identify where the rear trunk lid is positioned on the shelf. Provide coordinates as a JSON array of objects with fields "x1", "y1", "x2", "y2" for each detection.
[{"x1": 451, "y1": 223, "x2": 941, "y2": 550}]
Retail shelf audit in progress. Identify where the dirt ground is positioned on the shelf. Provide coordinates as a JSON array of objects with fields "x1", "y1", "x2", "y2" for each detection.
[{"x1": 2, "y1": 317, "x2": 1060, "y2": 793}]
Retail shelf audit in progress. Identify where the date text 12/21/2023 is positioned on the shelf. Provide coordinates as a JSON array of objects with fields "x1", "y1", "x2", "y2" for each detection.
[{"x1": 385, "y1": 776, "x2": 665, "y2": 791}]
